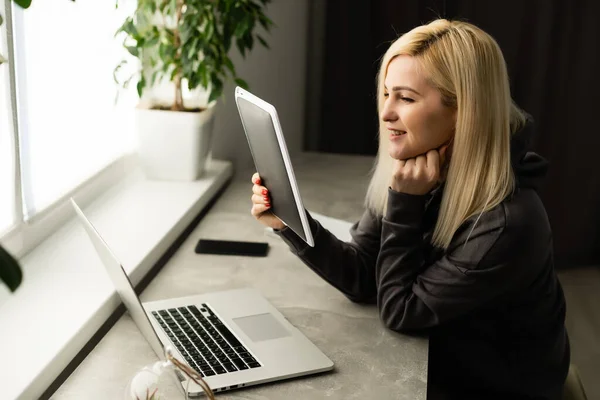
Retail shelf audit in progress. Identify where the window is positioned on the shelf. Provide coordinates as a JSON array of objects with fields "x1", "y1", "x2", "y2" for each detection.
[
  {"x1": 1, "y1": 0, "x2": 139, "y2": 252},
  {"x1": 0, "y1": 76, "x2": 14, "y2": 234},
  {"x1": 0, "y1": 139, "x2": 13, "y2": 234},
  {"x1": 0, "y1": 1, "x2": 14, "y2": 235},
  {"x1": 13, "y1": 0, "x2": 137, "y2": 217}
]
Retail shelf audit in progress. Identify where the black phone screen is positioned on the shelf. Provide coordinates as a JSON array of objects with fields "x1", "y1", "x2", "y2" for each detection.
[{"x1": 194, "y1": 239, "x2": 269, "y2": 257}]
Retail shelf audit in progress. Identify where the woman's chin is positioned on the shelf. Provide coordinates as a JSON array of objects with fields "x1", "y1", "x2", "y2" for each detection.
[{"x1": 389, "y1": 147, "x2": 409, "y2": 160}]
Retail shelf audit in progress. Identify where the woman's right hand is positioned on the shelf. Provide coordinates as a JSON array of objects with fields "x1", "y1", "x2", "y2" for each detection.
[{"x1": 250, "y1": 173, "x2": 286, "y2": 230}]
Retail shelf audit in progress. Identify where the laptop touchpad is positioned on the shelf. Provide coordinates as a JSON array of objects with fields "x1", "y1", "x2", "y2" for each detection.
[{"x1": 233, "y1": 313, "x2": 291, "y2": 342}]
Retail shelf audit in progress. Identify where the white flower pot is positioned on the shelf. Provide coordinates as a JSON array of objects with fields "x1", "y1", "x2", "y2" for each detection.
[{"x1": 136, "y1": 102, "x2": 217, "y2": 181}]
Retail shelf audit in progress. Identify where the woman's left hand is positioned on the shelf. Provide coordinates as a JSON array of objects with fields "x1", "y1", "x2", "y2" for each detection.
[{"x1": 391, "y1": 144, "x2": 449, "y2": 195}]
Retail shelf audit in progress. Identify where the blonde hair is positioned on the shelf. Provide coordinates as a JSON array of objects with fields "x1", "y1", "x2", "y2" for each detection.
[{"x1": 366, "y1": 19, "x2": 526, "y2": 249}]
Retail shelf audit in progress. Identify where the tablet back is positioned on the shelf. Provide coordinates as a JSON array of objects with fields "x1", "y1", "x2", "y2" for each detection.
[{"x1": 235, "y1": 87, "x2": 314, "y2": 247}]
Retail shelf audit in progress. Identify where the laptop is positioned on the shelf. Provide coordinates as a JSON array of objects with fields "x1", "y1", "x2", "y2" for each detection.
[{"x1": 71, "y1": 199, "x2": 334, "y2": 396}]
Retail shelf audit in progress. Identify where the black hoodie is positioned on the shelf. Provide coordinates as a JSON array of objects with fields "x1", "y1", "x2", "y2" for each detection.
[{"x1": 276, "y1": 119, "x2": 570, "y2": 399}]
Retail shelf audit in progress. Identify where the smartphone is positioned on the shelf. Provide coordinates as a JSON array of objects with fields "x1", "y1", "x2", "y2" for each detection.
[{"x1": 194, "y1": 239, "x2": 269, "y2": 257}]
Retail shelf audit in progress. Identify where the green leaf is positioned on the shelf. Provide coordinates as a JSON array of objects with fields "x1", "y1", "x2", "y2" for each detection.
[
  {"x1": 234, "y1": 17, "x2": 249, "y2": 37},
  {"x1": 208, "y1": 86, "x2": 222, "y2": 104},
  {"x1": 247, "y1": 17, "x2": 256, "y2": 36},
  {"x1": 160, "y1": 61, "x2": 171, "y2": 75},
  {"x1": 258, "y1": 14, "x2": 274, "y2": 30},
  {"x1": 167, "y1": 45, "x2": 177, "y2": 61},
  {"x1": 211, "y1": 46, "x2": 222, "y2": 71},
  {"x1": 170, "y1": 67, "x2": 179, "y2": 81},
  {"x1": 113, "y1": 60, "x2": 127, "y2": 84},
  {"x1": 187, "y1": 38, "x2": 199, "y2": 59},
  {"x1": 138, "y1": 0, "x2": 154, "y2": 13},
  {"x1": 234, "y1": 78, "x2": 249, "y2": 90},
  {"x1": 123, "y1": 18, "x2": 140, "y2": 40},
  {"x1": 122, "y1": 74, "x2": 134, "y2": 89},
  {"x1": 224, "y1": 57, "x2": 235, "y2": 75},
  {"x1": 221, "y1": 0, "x2": 230, "y2": 13},
  {"x1": 146, "y1": 36, "x2": 159, "y2": 47},
  {"x1": 159, "y1": 42, "x2": 168, "y2": 60},
  {"x1": 223, "y1": 23, "x2": 233, "y2": 51},
  {"x1": 164, "y1": 28, "x2": 176, "y2": 44},
  {"x1": 244, "y1": 33, "x2": 254, "y2": 50},
  {"x1": 0, "y1": 14, "x2": 3, "y2": 26},
  {"x1": 137, "y1": 76, "x2": 146, "y2": 98},
  {"x1": 257, "y1": 35, "x2": 269, "y2": 49},
  {"x1": 125, "y1": 46, "x2": 139, "y2": 57},
  {"x1": 159, "y1": 0, "x2": 170, "y2": 13},
  {"x1": 200, "y1": 63, "x2": 208, "y2": 88},
  {"x1": 14, "y1": 0, "x2": 32, "y2": 9},
  {"x1": 150, "y1": 70, "x2": 159, "y2": 86},
  {"x1": 236, "y1": 38, "x2": 246, "y2": 58},
  {"x1": 0, "y1": 245, "x2": 22, "y2": 292},
  {"x1": 210, "y1": 74, "x2": 222, "y2": 91},
  {"x1": 187, "y1": 72, "x2": 196, "y2": 91},
  {"x1": 206, "y1": 20, "x2": 215, "y2": 41}
]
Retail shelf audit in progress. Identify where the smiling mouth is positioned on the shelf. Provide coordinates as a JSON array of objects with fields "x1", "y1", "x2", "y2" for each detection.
[{"x1": 390, "y1": 130, "x2": 406, "y2": 136}]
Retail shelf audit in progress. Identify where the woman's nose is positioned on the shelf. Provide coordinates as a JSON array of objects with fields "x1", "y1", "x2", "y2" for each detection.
[{"x1": 381, "y1": 103, "x2": 397, "y2": 122}]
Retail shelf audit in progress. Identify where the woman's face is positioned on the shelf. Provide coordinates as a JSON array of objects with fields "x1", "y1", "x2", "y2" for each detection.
[{"x1": 381, "y1": 55, "x2": 456, "y2": 160}]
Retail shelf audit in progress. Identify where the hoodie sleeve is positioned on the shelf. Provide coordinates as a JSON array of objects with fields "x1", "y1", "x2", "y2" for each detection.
[
  {"x1": 275, "y1": 209, "x2": 381, "y2": 303},
  {"x1": 377, "y1": 188, "x2": 530, "y2": 333}
]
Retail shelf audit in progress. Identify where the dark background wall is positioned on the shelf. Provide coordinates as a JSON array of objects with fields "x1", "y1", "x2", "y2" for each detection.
[{"x1": 305, "y1": 0, "x2": 600, "y2": 268}]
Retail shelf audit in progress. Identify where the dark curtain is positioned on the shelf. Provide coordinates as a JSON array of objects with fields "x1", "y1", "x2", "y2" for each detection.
[{"x1": 308, "y1": 0, "x2": 600, "y2": 267}]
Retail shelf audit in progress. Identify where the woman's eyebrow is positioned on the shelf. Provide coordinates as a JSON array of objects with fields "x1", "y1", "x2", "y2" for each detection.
[{"x1": 384, "y1": 85, "x2": 421, "y2": 95}]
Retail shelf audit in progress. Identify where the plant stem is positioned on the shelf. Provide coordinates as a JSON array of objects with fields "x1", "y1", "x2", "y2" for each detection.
[
  {"x1": 173, "y1": 74, "x2": 183, "y2": 111},
  {"x1": 172, "y1": 0, "x2": 184, "y2": 111}
]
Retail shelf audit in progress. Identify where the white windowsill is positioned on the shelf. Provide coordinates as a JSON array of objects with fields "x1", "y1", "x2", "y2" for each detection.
[{"x1": 0, "y1": 159, "x2": 233, "y2": 399}]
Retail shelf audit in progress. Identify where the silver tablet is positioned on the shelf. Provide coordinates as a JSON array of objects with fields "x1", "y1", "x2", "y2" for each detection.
[{"x1": 235, "y1": 87, "x2": 314, "y2": 247}]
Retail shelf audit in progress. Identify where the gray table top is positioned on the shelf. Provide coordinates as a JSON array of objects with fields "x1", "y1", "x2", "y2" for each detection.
[{"x1": 54, "y1": 153, "x2": 428, "y2": 400}]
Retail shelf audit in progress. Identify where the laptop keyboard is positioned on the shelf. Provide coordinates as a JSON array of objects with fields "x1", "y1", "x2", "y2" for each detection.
[{"x1": 152, "y1": 304, "x2": 262, "y2": 377}]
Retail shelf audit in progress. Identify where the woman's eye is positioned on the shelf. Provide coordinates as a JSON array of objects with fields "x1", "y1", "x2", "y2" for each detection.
[
  {"x1": 383, "y1": 93, "x2": 389, "y2": 98},
  {"x1": 401, "y1": 97, "x2": 414, "y2": 103}
]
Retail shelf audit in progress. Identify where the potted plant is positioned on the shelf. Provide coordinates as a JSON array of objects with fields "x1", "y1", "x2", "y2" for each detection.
[{"x1": 114, "y1": 0, "x2": 273, "y2": 181}]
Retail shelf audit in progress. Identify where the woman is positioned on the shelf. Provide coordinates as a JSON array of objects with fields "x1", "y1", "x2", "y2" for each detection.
[{"x1": 250, "y1": 19, "x2": 569, "y2": 399}]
